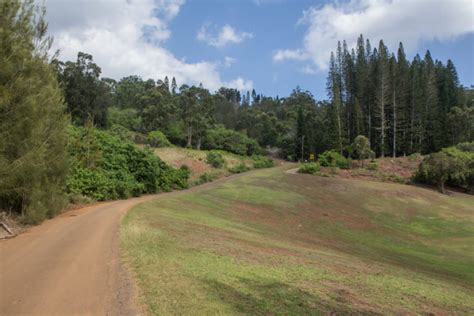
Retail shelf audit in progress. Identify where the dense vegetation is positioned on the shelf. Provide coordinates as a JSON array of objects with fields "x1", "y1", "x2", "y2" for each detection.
[
  {"x1": 52, "y1": 41, "x2": 472, "y2": 162},
  {"x1": 0, "y1": 0, "x2": 69, "y2": 223},
  {"x1": 67, "y1": 125, "x2": 189, "y2": 201},
  {"x1": 0, "y1": 1, "x2": 189, "y2": 223},
  {"x1": 415, "y1": 142, "x2": 474, "y2": 193}
]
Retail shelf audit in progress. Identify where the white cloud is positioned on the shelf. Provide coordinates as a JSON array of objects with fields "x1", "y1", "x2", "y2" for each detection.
[
  {"x1": 274, "y1": 0, "x2": 474, "y2": 70},
  {"x1": 44, "y1": 0, "x2": 252, "y2": 91},
  {"x1": 223, "y1": 56, "x2": 237, "y2": 68},
  {"x1": 273, "y1": 49, "x2": 307, "y2": 62},
  {"x1": 197, "y1": 24, "x2": 254, "y2": 47}
]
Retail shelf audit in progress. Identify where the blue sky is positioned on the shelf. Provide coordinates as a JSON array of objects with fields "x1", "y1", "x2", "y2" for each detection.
[{"x1": 45, "y1": 0, "x2": 473, "y2": 100}]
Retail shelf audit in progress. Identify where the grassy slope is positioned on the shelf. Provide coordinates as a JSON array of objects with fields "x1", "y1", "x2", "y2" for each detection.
[
  {"x1": 121, "y1": 166, "x2": 474, "y2": 315},
  {"x1": 153, "y1": 147, "x2": 253, "y2": 183}
]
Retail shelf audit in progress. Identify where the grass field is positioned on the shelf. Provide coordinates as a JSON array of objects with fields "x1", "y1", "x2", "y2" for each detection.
[{"x1": 121, "y1": 165, "x2": 474, "y2": 315}]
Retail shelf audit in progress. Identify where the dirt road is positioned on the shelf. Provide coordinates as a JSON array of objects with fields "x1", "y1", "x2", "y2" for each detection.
[
  {"x1": 0, "y1": 196, "x2": 160, "y2": 316},
  {"x1": 0, "y1": 170, "x2": 260, "y2": 316}
]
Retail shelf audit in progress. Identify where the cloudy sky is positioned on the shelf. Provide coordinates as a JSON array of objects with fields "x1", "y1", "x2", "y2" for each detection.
[{"x1": 44, "y1": 0, "x2": 473, "y2": 99}]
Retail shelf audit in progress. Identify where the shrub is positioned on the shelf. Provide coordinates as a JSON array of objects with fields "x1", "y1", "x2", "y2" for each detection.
[
  {"x1": 147, "y1": 130, "x2": 171, "y2": 148},
  {"x1": 206, "y1": 151, "x2": 226, "y2": 168},
  {"x1": 366, "y1": 161, "x2": 378, "y2": 171},
  {"x1": 67, "y1": 126, "x2": 189, "y2": 201},
  {"x1": 228, "y1": 163, "x2": 250, "y2": 174},
  {"x1": 415, "y1": 142, "x2": 474, "y2": 194},
  {"x1": 203, "y1": 126, "x2": 262, "y2": 156},
  {"x1": 408, "y1": 153, "x2": 422, "y2": 161},
  {"x1": 195, "y1": 172, "x2": 218, "y2": 185},
  {"x1": 252, "y1": 155, "x2": 274, "y2": 168},
  {"x1": 109, "y1": 124, "x2": 134, "y2": 142},
  {"x1": 298, "y1": 162, "x2": 321, "y2": 174},
  {"x1": 318, "y1": 150, "x2": 350, "y2": 169},
  {"x1": 414, "y1": 152, "x2": 463, "y2": 194}
]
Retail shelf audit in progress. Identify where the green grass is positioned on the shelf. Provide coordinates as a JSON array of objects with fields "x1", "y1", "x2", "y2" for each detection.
[{"x1": 121, "y1": 167, "x2": 474, "y2": 315}]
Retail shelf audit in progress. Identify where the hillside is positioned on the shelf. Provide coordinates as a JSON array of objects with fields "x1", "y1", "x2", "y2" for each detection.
[
  {"x1": 327, "y1": 155, "x2": 423, "y2": 184},
  {"x1": 152, "y1": 147, "x2": 255, "y2": 184},
  {"x1": 121, "y1": 166, "x2": 474, "y2": 315}
]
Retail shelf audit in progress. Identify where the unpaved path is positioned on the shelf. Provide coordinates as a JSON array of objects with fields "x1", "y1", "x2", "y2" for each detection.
[{"x1": 0, "y1": 171, "x2": 259, "y2": 315}]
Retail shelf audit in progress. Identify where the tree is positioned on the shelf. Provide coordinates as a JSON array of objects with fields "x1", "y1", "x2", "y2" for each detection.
[
  {"x1": 352, "y1": 135, "x2": 373, "y2": 167},
  {"x1": 375, "y1": 40, "x2": 390, "y2": 157},
  {"x1": 416, "y1": 152, "x2": 462, "y2": 194},
  {"x1": 171, "y1": 77, "x2": 177, "y2": 95},
  {"x1": 56, "y1": 52, "x2": 111, "y2": 127},
  {"x1": 0, "y1": 0, "x2": 69, "y2": 223}
]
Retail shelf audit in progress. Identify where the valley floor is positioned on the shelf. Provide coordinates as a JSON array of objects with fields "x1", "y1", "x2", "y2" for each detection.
[{"x1": 122, "y1": 165, "x2": 474, "y2": 315}]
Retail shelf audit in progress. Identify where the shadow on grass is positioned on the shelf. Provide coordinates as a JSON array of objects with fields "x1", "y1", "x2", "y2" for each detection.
[{"x1": 204, "y1": 277, "x2": 380, "y2": 315}]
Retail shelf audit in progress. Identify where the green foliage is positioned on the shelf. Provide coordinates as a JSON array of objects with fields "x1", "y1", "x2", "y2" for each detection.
[
  {"x1": 414, "y1": 150, "x2": 465, "y2": 194},
  {"x1": 414, "y1": 142, "x2": 474, "y2": 193},
  {"x1": 107, "y1": 107, "x2": 141, "y2": 131},
  {"x1": 67, "y1": 126, "x2": 189, "y2": 200},
  {"x1": 56, "y1": 52, "x2": 111, "y2": 127},
  {"x1": 228, "y1": 163, "x2": 250, "y2": 174},
  {"x1": 206, "y1": 151, "x2": 225, "y2": 168},
  {"x1": 147, "y1": 130, "x2": 171, "y2": 148},
  {"x1": 366, "y1": 161, "x2": 378, "y2": 171},
  {"x1": 352, "y1": 135, "x2": 373, "y2": 166},
  {"x1": 318, "y1": 150, "x2": 351, "y2": 169},
  {"x1": 251, "y1": 155, "x2": 274, "y2": 169},
  {"x1": 109, "y1": 124, "x2": 134, "y2": 142},
  {"x1": 0, "y1": 0, "x2": 69, "y2": 224},
  {"x1": 408, "y1": 153, "x2": 422, "y2": 161},
  {"x1": 298, "y1": 162, "x2": 321, "y2": 174},
  {"x1": 195, "y1": 172, "x2": 218, "y2": 185},
  {"x1": 203, "y1": 126, "x2": 261, "y2": 156}
]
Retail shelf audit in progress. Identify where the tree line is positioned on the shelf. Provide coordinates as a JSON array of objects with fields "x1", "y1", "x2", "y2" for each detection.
[{"x1": 53, "y1": 38, "x2": 472, "y2": 161}]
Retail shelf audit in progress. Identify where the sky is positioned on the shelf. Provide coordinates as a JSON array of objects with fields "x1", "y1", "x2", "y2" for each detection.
[{"x1": 44, "y1": 0, "x2": 474, "y2": 100}]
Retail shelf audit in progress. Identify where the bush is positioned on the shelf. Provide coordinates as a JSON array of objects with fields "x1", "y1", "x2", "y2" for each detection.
[
  {"x1": 206, "y1": 151, "x2": 226, "y2": 168},
  {"x1": 318, "y1": 150, "x2": 350, "y2": 169},
  {"x1": 147, "y1": 130, "x2": 171, "y2": 148},
  {"x1": 366, "y1": 161, "x2": 378, "y2": 171},
  {"x1": 109, "y1": 124, "x2": 134, "y2": 142},
  {"x1": 228, "y1": 163, "x2": 250, "y2": 174},
  {"x1": 195, "y1": 172, "x2": 218, "y2": 185},
  {"x1": 67, "y1": 126, "x2": 189, "y2": 201},
  {"x1": 298, "y1": 162, "x2": 321, "y2": 174},
  {"x1": 252, "y1": 155, "x2": 274, "y2": 168},
  {"x1": 408, "y1": 153, "x2": 422, "y2": 161},
  {"x1": 414, "y1": 142, "x2": 474, "y2": 194},
  {"x1": 203, "y1": 126, "x2": 262, "y2": 156}
]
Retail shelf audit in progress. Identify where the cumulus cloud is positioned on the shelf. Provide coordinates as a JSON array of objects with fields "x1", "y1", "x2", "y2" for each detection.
[
  {"x1": 44, "y1": 0, "x2": 252, "y2": 91},
  {"x1": 273, "y1": 0, "x2": 474, "y2": 70},
  {"x1": 197, "y1": 24, "x2": 254, "y2": 47}
]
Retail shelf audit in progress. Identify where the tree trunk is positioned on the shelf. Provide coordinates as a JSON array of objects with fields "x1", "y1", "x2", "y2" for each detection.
[
  {"x1": 392, "y1": 91, "x2": 397, "y2": 158},
  {"x1": 196, "y1": 136, "x2": 201, "y2": 150},
  {"x1": 186, "y1": 126, "x2": 193, "y2": 147},
  {"x1": 380, "y1": 83, "x2": 385, "y2": 158},
  {"x1": 438, "y1": 180, "x2": 445, "y2": 194}
]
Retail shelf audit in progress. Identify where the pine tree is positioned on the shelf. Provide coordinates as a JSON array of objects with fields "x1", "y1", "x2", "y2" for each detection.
[
  {"x1": 164, "y1": 76, "x2": 170, "y2": 92},
  {"x1": 375, "y1": 40, "x2": 390, "y2": 157},
  {"x1": 396, "y1": 42, "x2": 409, "y2": 155},
  {"x1": 171, "y1": 77, "x2": 177, "y2": 95},
  {"x1": 0, "y1": 0, "x2": 69, "y2": 223},
  {"x1": 327, "y1": 52, "x2": 343, "y2": 153}
]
